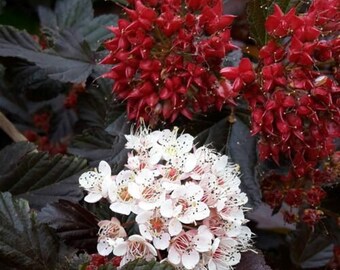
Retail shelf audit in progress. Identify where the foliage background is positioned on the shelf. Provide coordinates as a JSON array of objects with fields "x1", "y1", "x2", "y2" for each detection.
[{"x1": 0, "y1": 0, "x2": 338, "y2": 269}]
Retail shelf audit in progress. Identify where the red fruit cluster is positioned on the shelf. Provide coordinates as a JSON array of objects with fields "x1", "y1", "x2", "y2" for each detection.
[
  {"x1": 85, "y1": 254, "x2": 121, "y2": 270},
  {"x1": 64, "y1": 83, "x2": 85, "y2": 109},
  {"x1": 102, "y1": 0, "x2": 239, "y2": 124},
  {"x1": 24, "y1": 130, "x2": 67, "y2": 155},
  {"x1": 243, "y1": 1, "x2": 340, "y2": 177},
  {"x1": 261, "y1": 151, "x2": 339, "y2": 225},
  {"x1": 226, "y1": 0, "x2": 340, "y2": 225}
]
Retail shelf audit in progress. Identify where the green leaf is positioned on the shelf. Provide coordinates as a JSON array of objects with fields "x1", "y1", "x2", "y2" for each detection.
[
  {"x1": 77, "y1": 75, "x2": 123, "y2": 129},
  {"x1": 120, "y1": 259, "x2": 175, "y2": 270},
  {"x1": 236, "y1": 250, "x2": 271, "y2": 270},
  {"x1": 54, "y1": 0, "x2": 93, "y2": 30},
  {"x1": 38, "y1": 0, "x2": 116, "y2": 51},
  {"x1": 246, "y1": 0, "x2": 270, "y2": 47},
  {"x1": 290, "y1": 223, "x2": 334, "y2": 267},
  {"x1": 0, "y1": 192, "x2": 74, "y2": 270},
  {"x1": 0, "y1": 141, "x2": 88, "y2": 208},
  {"x1": 69, "y1": 114, "x2": 130, "y2": 174},
  {"x1": 5, "y1": 60, "x2": 67, "y2": 100},
  {"x1": 0, "y1": 25, "x2": 96, "y2": 83},
  {"x1": 276, "y1": 0, "x2": 301, "y2": 12},
  {"x1": 246, "y1": 0, "x2": 301, "y2": 47},
  {"x1": 228, "y1": 116, "x2": 261, "y2": 208},
  {"x1": 79, "y1": 14, "x2": 118, "y2": 51},
  {"x1": 38, "y1": 200, "x2": 99, "y2": 252}
]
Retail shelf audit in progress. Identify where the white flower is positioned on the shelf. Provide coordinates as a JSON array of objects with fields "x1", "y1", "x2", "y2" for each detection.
[
  {"x1": 126, "y1": 168, "x2": 165, "y2": 211},
  {"x1": 168, "y1": 228, "x2": 213, "y2": 269},
  {"x1": 114, "y1": 235, "x2": 157, "y2": 266},
  {"x1": 96, "y1": 217, "x2": 127, "y2": 256},
  {"x1": 207, "y1": 238, "x2": 241, "y2": 270},
  {"x1": 79, "y1": 161, "x2": 112, "y2": 203},
  {"x1": 136, "y1": 209, "x2": 182, "y2": 250},
  {"x1": 203, "y1": 210, "x2": 244, "y2": 238},
  {"x1": 236, "y1": 226, "x2": 253, "y2": 250},
  {"x1": 190, "y1": 147, "x2": 218, "y2": 180},
  {"x1": 125, "y1": 127, "x2": 162, "y2": 164},
  {"x1": 108, "y1": 170, "x2": 139, "y2": 215},
  {"x1": 156, "y1": 128, "x2": 194, "y2": 162},
  {"x1": 161, "y1": 182, "x2": 210, "y2": 224}
]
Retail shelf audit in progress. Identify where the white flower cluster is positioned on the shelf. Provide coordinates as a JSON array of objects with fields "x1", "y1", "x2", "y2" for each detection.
[{"x1": 79, "y1": 127, "x2": 252, "y2": 269}]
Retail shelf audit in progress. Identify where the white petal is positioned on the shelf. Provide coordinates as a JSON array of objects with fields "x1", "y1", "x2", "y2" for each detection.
[
  {"x1": 194, "y1": 234, "x2": 212, "y2": 252},
  {"x1": 136, "y1": 169, "x2": 154, "y2": 184},
  {"x1": 168, "y1": 218, "x2": 182, "y2": 236},
  {"x1": 99, "y1": 161, "x2": 111, "y2": 176},
  {"x1": 227, "y1": 251, "x2": 241, "y2": 265},
  {"x1": 159, "y1": 129, "x2": 174, "y2": 145},
  {"x1": 136, "y1": 211, "x2": 153, "y2": 223},
  {"x1": 97, "y1": 240, "x2": 112, "y2": 256},
  {"x1": 153, "y1": 233, "x2": 170, "y2": 250},
  {"x1": 113, "y1": 241, "x2": 128, "y2": 256},
  {"x1": 212, "y1": 156, "x2": 228, "y2": 174},
  {"x1": 145, "y1": 242, "x2": 158, "y2": 256},
  {"x1": 182, "y1": 250, "x2": 199, "y2": 270},
  {"x1": 110, "y1": 202, "x2": 131, "y2": 215},
  {"x1": 101, "y1": 176, "x2": 112, "y2": 198},
  {"x1": 79, "y1": 171, "x2": 98, "y2": 188},
  {"x1": 129, "y1": 234, "x2": 146, "y2": 242},
  {"x1": 84, "y1": 193, "x2": 102, "y2": 203},
  {"x1": 177, "y1": 133, "x2": 194, "y2": 154},
  {"x1": 208, "y1": 259, "x2": 217, "y2": 270},
  {"x1": 139, "y1": 224, "x2": 153, "y2": 240},
  {"x1": 183, "y1": 153, "x2": 197, "y2": 173},
  {"x1": 186, "y1": 183, "x2": 204, "y2": 200},
  {"x1": 116, "y1": 170, "x2": 135, "y2": 184},
  {"x1": 193, "y1": 202, "x2": 210, "y2": 220},
  {"x1": 128, "y1": 182, "x2": 141, "y2": 199},
  {"x1": 149, "y1": 146, "x2": 162, "y2": 165},
  {"x1": 160, "y1": 199, "x2": 174, "y2": 218},
  {"x1": 168, "y1": 246, "x2": 181, "y2": 265},
  {"x1": 139, "y1": 201, "x2": 158, "y2": 211}
]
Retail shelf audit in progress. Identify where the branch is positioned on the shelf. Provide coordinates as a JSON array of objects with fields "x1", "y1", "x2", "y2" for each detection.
[{"x1": 0, "y1": 111, "x2": 27, "y2": 142}]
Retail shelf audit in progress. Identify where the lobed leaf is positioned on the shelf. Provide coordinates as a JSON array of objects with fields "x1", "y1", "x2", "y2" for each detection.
[
  {"x1": 0, "y1": 141, "x2": 88, "y2": 208},
  {"x1": 0, "y1": 26, "x2": 96, "y2": 83},
  {"x1": 38, "y1": 200, "x2": 99, "y2": 252},
  {"x1": 0, "y1": 192, "x2": 74, "y2": 270}
]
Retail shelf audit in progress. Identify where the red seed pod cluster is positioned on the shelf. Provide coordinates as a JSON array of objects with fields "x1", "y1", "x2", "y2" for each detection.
[
  {"x1": 243, "y1": 1, "x2": 340, "y2": 177},
  {"x1": 261, "y1": 154, "x2": 339, "y2": 225},
  {"x1": 85, "y1": 254, "x2": 122, "y2": 270},
  {"x1": 101, "y1": 0, "x2": 239, "y2": 124}
]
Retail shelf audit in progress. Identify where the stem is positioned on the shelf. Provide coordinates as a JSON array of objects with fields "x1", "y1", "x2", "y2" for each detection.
[
  {"x1": 121, "y1": 220, "x2": 136, "y2": 228},
  {"x1": 0, "y1": 111, "x2": 27, "y2": 142},
  {"x1": 157, "y1": 248, "x2": 163, "y2": 261}
]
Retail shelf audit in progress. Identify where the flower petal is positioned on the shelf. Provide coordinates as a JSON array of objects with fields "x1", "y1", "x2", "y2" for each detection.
[
  {"x1": 177, "y1": 133, "x2": 194, "y2": 154},
  {"x1": 160, "y1": 199, "x2": 174, "y2": 218},
  {"x1": 99, "y1": 161, "x2": 111, "y2": 176},
  {"x1": 84, "y1": 193, "x2": 102, "y2": 203},
  {"x1": 128, "y1": 182, "x2": 141, "y2": 199},
  {"x1": 97, "y1": 240, "x2": 112, "y2": 256},
  {"x1": 110, "y1": 202, "x2": 131, "y2": 215},
  {"x1": 182, "y1": 249, "x2": 199, "y2": 269},
  {"x1": 153, "y1": 233, "x2": 170, "y2": 250},
  {"x1": 168, "y1": 246, "x2": 181, "y2": 265},
  {"x1": 113, "y1": 241, "x2": 128, "y2": 256},
  {"x1": 168, "y1": 218, "x2": 182, "y2": 236},
  {"x1": 139, "y1": 224, "x2": 153, "y2": 240},
  {"x1": 79, "y1": 171, "x2": 99, "y2": 189}
]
